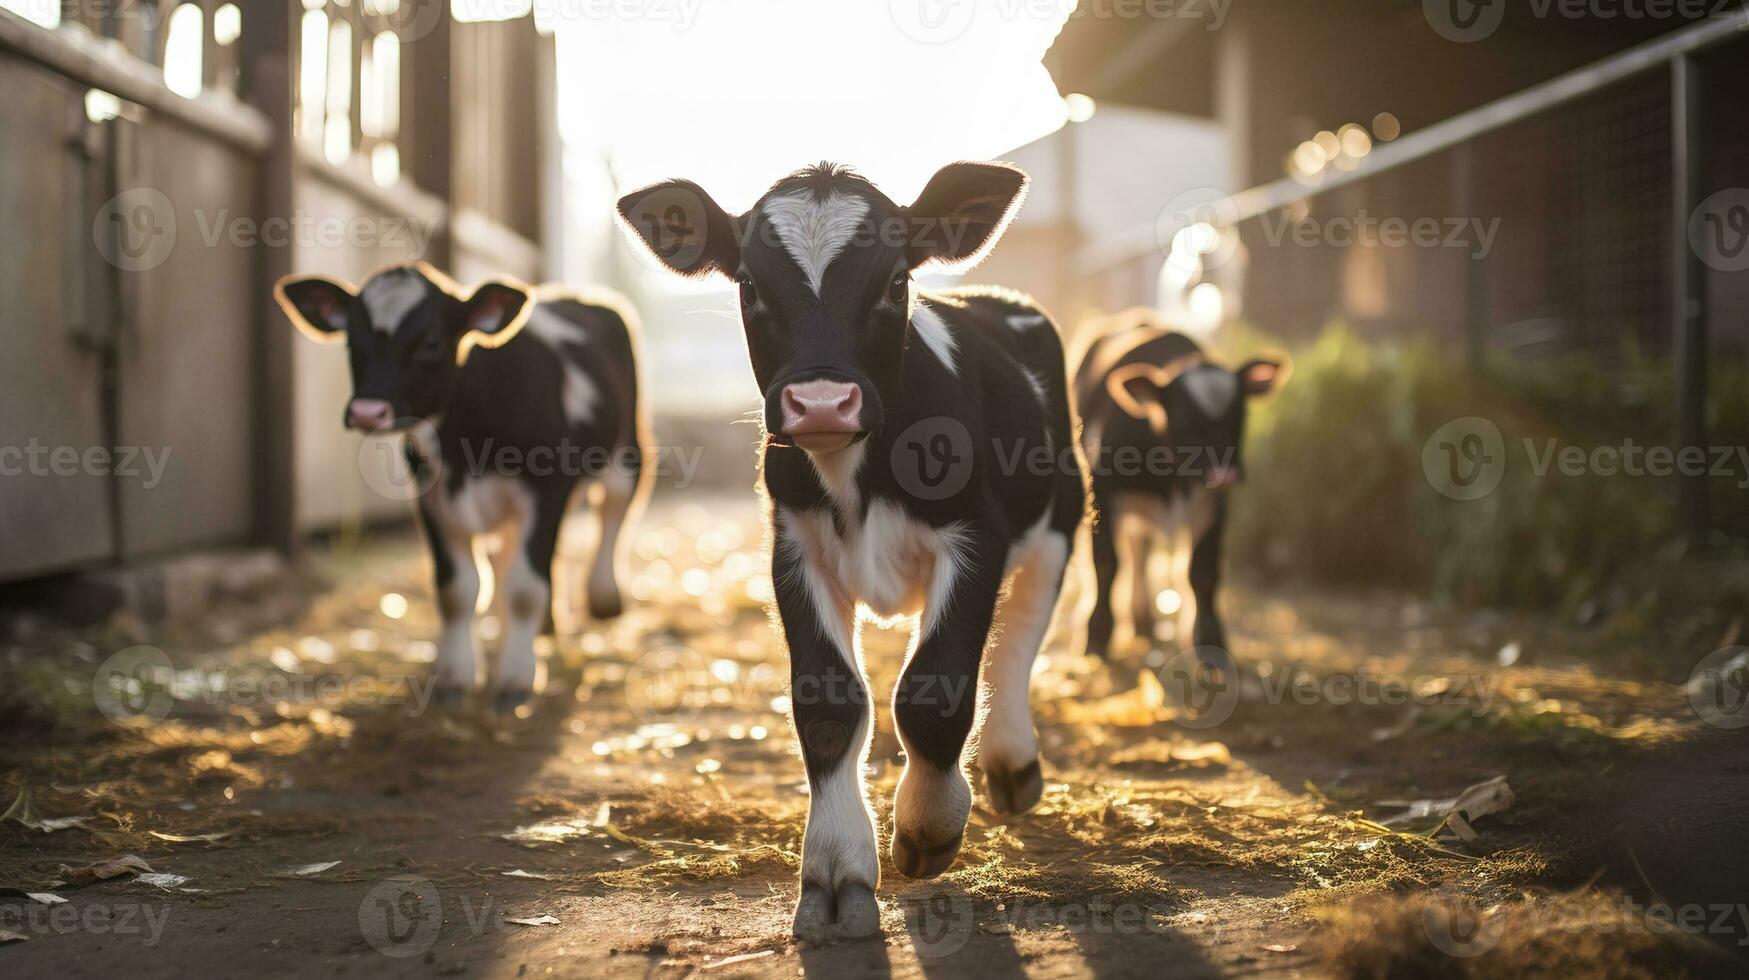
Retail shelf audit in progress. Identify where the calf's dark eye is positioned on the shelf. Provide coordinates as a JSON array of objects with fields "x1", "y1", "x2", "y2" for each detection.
[
  {"x1": 888, "y1": 274, "x2": 908, "y2": 305},
  {"x1": 738, "y1": 277, "x2": 757, "y2": 308}
]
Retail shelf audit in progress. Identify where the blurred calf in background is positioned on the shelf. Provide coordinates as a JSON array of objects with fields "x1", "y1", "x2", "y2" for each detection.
[
  {"x1": 1075, "y1": 310, "x2": 1285, "y2": 660},
  {"x1": 275, "y1": 264, "x2": 650, "y2": 711}
]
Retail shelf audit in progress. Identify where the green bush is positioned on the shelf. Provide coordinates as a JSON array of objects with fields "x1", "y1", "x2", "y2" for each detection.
[{"x1": 1224, "y1": 324, "x2": 1690, "y2": 609}]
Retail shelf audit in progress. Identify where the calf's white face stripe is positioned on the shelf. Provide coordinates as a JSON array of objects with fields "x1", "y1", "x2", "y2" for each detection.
[
  {"x1": 361, "y1": 271, "x2": 431, "y2": 336},
  {"x1": 1183, "y1": 366, "x2": 1238, "y2": 418},
  {"x1": 761, "y1": 190, "x2": 870, "y2": 295},
  {"x1": 911, "y1": 301, "x2": 959, "y2": 377}
]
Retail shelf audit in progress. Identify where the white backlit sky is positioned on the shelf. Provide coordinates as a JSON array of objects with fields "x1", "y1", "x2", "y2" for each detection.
[
  {"x1": 548, "y1": 0, "x2": 1076, "y2": 209},
  {"x1": 526, "y1": 0, "x2": 1084, "y2": 414}
]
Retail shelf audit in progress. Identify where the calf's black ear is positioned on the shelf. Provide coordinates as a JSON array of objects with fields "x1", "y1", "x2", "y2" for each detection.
[
  {"x1": 459, "y1": 281, "x2": 533, "y2": 356},
  {"x1": 1237, "y1": 356, "x2": 1289, "y2": 397},
  {"x1": 616, "y1": 179, "x2": 740, "y2": 278},
  {"x1": 906, "y1": 161, "x2": 1029, "y2": 271},
  {"x1": 275, "y1": 276, "x2": 356, "y2": 343}
]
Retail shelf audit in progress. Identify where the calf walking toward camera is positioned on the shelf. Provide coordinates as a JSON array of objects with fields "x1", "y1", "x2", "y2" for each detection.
[
  {"x1": 276, "y1": 264, "x2": 649, "y2": 710},
  {"x1": 1075, "y1": 311, "x2": 1284, "y2": 660},
  {"x1": 619, "y1": 161, "x2": 1084, "y2": 943}
]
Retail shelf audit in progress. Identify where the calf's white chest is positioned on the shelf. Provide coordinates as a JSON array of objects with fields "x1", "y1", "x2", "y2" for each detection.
[
  {"x1": 434, "y1": 474, "x2": 531, "y2": 537},
  {"x1": 793, "y1": 499, "x2": 962, "y2": 622}
]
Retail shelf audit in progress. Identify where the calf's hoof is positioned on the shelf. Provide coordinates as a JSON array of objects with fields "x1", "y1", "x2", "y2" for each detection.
[
  {"x1": 792, "y1": 880, "x2": 880, "y2": 945},
  {"x1": 492, "y1": 687, "x2": 533, "y2": 714},
  {"x1": 981, "y1": 759, "x2": 1044, "y2": 815},
  {"x1": 834, "y1": 883, "x2": 880, "y2": 939},
  {"x1": 891, "y1": 829, "x2": 964, "y2": 879}
]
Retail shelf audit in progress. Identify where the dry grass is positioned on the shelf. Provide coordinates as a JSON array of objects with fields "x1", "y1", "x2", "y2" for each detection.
[
  {"x1": 1309, "y1": 890, "x2": 1739, "y2": 979},
  {"x1": 0, "y1": 495, "x2": 1738, "y2": 976}
]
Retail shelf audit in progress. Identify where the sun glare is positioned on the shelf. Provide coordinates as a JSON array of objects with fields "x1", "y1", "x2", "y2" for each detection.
[{"x1": 552, "y1": 0, "x2": 1075, "y2": 208}]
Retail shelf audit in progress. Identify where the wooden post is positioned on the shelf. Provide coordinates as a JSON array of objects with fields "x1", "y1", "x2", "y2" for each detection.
[
  {"x1": 1671, "y1": 53, "x2": 1708, "y2": 539},
  {"x1": 1452, "y1": 142, "x2": 1488, "y2": 373},
  {"x1": 401, "y1": 1, "x2": 452, "y2": 269},
  {"x1": 240, "y1": 0, "x2": 297, "y2": 554}
]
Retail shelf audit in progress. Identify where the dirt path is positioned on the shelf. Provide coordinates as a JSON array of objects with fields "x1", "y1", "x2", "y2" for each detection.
[{"x1": 3, "y1": 494, "x2": 1747, "y2": 978}]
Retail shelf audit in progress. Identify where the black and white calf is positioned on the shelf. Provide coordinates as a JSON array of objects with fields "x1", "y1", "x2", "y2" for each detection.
[
  {"x1": 1074, "y1": 311, "x2": 1285, "y2": 660},
  {"x1": 618, "y1": 163, "x2": 1084, "y2": 941},
  {"x1": 275, "y1": 263, "x2": 649, "y2": 710}
]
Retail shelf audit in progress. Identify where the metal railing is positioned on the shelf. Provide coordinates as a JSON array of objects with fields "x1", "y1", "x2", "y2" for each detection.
[{"x1": 1077, "y1": 13, "x2": 1748, "y2": 534}]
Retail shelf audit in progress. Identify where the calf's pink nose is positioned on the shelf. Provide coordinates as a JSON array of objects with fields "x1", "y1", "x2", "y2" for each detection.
[
  {"x1": 781, "y1": 380, "x2": 862, "y2": 435},
  {"x1": 347, "y1": 398, "x2": 394, "y2": 432},
  {"x1": 779, "y1": 380, "x2": 863, "y2": 453},
  {"x1": 1207, "y1": 466, "x2": 1240, "y2": 490}
]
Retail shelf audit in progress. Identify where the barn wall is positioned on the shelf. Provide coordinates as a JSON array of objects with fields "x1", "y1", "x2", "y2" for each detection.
[
  {"x1": 0, "y1": 53, "x2": 116, "y2": 580},
  {"x1": 0, "y1": 9, "x2": 560, "y2": 583}
]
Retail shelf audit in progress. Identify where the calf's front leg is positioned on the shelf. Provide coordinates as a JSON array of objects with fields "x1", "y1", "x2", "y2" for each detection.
[
  {"x1": 1085, "y1": 487, "x2": 1119, "y2": 658},
  {"x1": 977, "y1": 526, "x2": 1068, "y2": 814},
  {"x1": 892, "y1": 529, "x2": 1004, "y2": 879},
  {"x1": 772, "y1": 518, "x2": 879, "y2": 944},
  {"x1": 493, "y1": 485, "x2": 567, "y2": 712},
  {"x1": 586, "y1": 464, "x2": 640, "y2": 620},
  {"x1": 419, "y1": 504, "x2": 482, "y2": 706},
  {"x1": 1186, "y1": 493, "x2": 1228, "y2": 655}
]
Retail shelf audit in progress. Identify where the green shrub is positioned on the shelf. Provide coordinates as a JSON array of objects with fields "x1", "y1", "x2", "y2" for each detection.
[{"x1": 1225, "y1": 324, "x2": 1689, "y2": 609}]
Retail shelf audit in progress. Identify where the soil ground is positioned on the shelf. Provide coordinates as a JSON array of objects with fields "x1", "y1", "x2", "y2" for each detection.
[{"x1": 3, "y1": 493, "x2": 1748, "y2": 978}]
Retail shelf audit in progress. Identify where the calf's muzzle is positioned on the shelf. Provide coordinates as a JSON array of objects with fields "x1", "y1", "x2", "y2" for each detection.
[
  {"x1": 346, "y1": 398, "x2": 395, "y2": 433},
  {"x1": 779, "y1": 380, "x2": 863, "y2": 453}
]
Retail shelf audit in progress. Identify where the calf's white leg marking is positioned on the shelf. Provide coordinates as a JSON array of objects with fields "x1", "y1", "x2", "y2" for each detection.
[
  {"x1": 977, "y1": 519, "x2": 1065, "y2": 784},
  {"x1": 422, "y1": 483, "x2": 484, "y2": 692},
  {"x1": 892, "y1": 518, "x2": 976, "y2": 856},
  {"x1": 587, "y1": 468, "x2": 638, "y2": 617},
  {"x1": 1172, "y1": 486, "x2": 1219, "y2": 645},
  {"x1": 777, "y1": 510, "x2": 879, "y2": 893},
  {"x1": 493, "y1": 485, "x2": 545, "y2": 697},
  {"x1": 433, "y1": 526, "x2": 483, "y2": 691},
  {"x1": 1113, "y1": 491, "x2": 1168, "y2": 646},
  {"x1": 427, "y1": 475, "x2": 541, "y2": 695}
]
